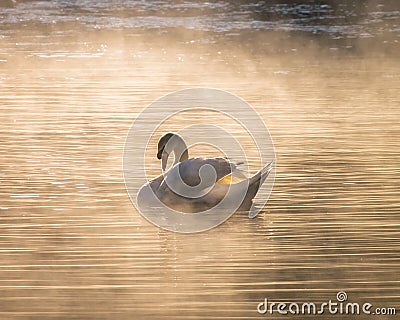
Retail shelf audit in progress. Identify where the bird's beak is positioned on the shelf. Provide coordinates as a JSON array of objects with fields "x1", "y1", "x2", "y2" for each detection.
[
  {"x1": 161, "y1": 151, "x2": 169, "y2": 172},
  {"x1": 157, "y1": 147, "x2": 163, "y2": 160}
]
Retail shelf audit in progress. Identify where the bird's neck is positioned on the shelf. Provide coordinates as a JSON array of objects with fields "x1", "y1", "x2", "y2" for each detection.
[
  {"x1": 179, "y1": 149, "x2": 189, "y2": 163},
  {"x1": 173, "y1": 137, "x2": 188, "y2": 164}
]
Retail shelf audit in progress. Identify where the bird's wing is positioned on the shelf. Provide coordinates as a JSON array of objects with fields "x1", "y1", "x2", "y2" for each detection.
[{"x1": 178, "y1": 157, "x2": 235, "y2": 187}]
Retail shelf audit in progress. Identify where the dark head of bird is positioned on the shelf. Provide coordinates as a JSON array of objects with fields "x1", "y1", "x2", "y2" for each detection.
[
  {"x1": 157, "y1": 132, "x2": 174, "y2": 160},
  {"x1": 156, "y1": 133, "x2": 189, "y2": 171}
]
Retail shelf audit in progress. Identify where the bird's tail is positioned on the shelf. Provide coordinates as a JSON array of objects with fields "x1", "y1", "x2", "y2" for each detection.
[
  {"x1": 248, "y1": 161, "x2": 274, "y2": 193},
  {"x1": 237, "y1": 160, "x2": 274, "y2": 210}
]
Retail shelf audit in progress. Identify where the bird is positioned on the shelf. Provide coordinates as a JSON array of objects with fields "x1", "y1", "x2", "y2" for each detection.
[{"x1": 137, "y1": 132, "x2": 273, "y2": 214}]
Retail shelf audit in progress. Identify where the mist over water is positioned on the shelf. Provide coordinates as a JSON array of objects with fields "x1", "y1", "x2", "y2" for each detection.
[{"x1": 0, "y1": 1, "x2": 399, "y2": 319}]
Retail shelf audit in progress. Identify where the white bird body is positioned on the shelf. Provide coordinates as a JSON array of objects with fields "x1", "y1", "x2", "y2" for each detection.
[{"x1": 137, "y1": 133, "x2": 273, "y2": 215}]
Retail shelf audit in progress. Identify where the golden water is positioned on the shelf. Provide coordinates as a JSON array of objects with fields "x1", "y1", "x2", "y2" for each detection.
[{"x1": 0, "y1": 1, "x2": 399, "y2": 319}]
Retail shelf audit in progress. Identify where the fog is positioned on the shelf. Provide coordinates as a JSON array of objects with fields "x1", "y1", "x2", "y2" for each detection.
[{"x1": 0, "y1": 1, "x2": 399, "y2": 319}]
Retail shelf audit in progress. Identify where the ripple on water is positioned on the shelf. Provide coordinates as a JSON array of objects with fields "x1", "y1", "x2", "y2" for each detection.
[{"x1": 0, "y1": 1, "x2": 399, "y2": 319}]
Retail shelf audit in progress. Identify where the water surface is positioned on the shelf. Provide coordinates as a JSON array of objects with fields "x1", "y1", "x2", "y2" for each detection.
[{"x1": 0, "y1": 1, "x2": 399, "y2": 319}]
